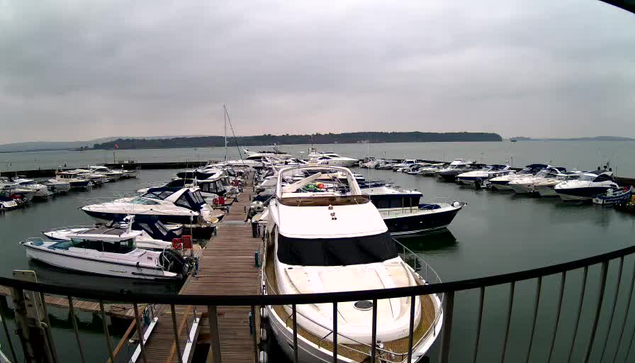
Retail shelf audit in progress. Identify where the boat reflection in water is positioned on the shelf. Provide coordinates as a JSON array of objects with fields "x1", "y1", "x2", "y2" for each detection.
[{"x1": 395, "y1": 229, "x2": 458, "y2": 253}]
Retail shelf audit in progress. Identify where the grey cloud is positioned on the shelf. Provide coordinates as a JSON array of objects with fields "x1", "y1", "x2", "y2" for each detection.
[{"x1": 0, "y1": 0, "x2": 634, "y2": 143}]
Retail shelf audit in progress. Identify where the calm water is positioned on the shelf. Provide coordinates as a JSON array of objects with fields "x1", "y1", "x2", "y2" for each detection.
[
  {"x1": 1, "y1": 142, "x2": 635, "y2": 362},
  {"x1": 2, "y1": 140, "x2": 635, "y2": 175}
]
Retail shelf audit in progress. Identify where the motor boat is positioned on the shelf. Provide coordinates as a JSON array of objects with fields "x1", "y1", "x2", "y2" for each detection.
[
  {"x1": 0, "y1": 196, "x2": 19, "y2": 211},
  {"x1": 21, "y1": 229, "x2": 191, "y2": 280},
  {"x1": 0, "y1": 178, "x2": 35, "y2": 202},
  {"x1": 555, "y1": 171, "x2": 619, "y2": 201},
  {"x1": 55, "y1": 171, "x2": 92, "y2": 190},
  {"x1": 176, "y1": 164, "x2": 226, "y2": 180},
  {"x1": 488, "y1": 164, "x2": 548, "y2": 191},
  {"x1": 13, "y1": 178, "x2": 53, "y2": 200},
  {"x1": 593, "y1": 186, "x2": 633, "y2": 206},
  {"x1": 456, "y1": 164, "x2": 513, "y2": 187},
  {"x1": 138, "y1": 175, "x2": 235, "y2": 206},
  {"x1": 81, "y1": 187, "x2": 223, "y2": 227},
  {"x1": 417, "y1": 163, "x2": 445, "y2": 176},
  {"x1": 362, "y1": 184, "x2": 463, "y2": 236},
  {"x1": 436, "y1": 160, "x2": 477, "y2": 182},
  {"x1": 309, "y1": 153, "x2": 359, "y2": 167},
  {"x1": 391, "y1": 159, "x2": 426, "y2": 172},
  {"x1": 262, "y1": 165, "x2": 443, "y2": 363},
  {"x1": 533, "y1": 172, "x2": 581, "y2": 197},
  {"x1": 42, "y1": 216, "x2": 182, "y2": 251},
  {"x1": 44, "y1": 179, "x2": 71, "y2": 194},
  {"x1": 508, "y1": 166, "x2": 567, "y2": 194},
  {"x1": 403, "y1": 163, "x2": 430, "y2": 175},
  {"x1": 243, "y1": 147, "x2": 292, "y2": 160},
  {"x1": 88, "y1": 166, "x2": 125, "y2": 182}
]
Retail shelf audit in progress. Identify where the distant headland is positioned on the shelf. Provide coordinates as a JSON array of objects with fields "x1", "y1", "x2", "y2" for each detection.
[{"x1": 91, "y1": 132, "x2": 503, "y2": 150}]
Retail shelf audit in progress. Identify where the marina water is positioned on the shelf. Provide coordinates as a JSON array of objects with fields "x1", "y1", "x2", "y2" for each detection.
[{"x1": 1, "y1": 141, "x2": 635, "y2": 361}]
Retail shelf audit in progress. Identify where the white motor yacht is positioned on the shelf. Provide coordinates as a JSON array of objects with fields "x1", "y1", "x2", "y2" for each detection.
[
  {"x1": 555, "y1": 171, "x2": 619, "y2": 201},
  {"x1": 13, "y1": 178, "x2": 53, "y2": 200},
  {"x1": 488, "y1": 164, "x2": 548, "y2": 191},
  {"x1": 81, "y1": 187, "x2": 223, "y2": 227},
  {"x1": 0, "y1": 178, "x2": 35, "y2": 202},
  {"x1": 534, "y1": 172, "x2": 581, "y2": 197},
  {"x1": 55, "y1": 171, "x2": 92, "y2": 189},
  {"x1": 417, "y1": 163, "x2": 445, "y2": 176},
  {"x1": 43, "y1": 216, "x2": 182, "y2": 251},
  {"x1": 436, "y1": 159, "x2": 476, "y2": 182},
  {"x1": 44, "y1": 179, "x2": 71, "y2": 194},
  {"x1": 89, "y1": 166, "x2": 125, "y2": 182},
  {"x1": 21, "y1": 230, "x2": 190, "y2": 280},
  {"x1": 262, "y1": 166, "x2": 443, "y2": 363},
  {"x1": 508, "y1": 166, "x2": 567, "y2": 194},
  {"x1": 456, "y1": 164, "x2": 513, "y2": 187}
]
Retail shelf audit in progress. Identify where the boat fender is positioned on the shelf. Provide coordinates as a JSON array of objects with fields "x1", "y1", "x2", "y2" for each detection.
[
  {"x1": 172, "y1": 238, "x2": 183, "y2": 249},
  {"x1": 259, "y1": 351, "x2": 268, "y2": 363}
]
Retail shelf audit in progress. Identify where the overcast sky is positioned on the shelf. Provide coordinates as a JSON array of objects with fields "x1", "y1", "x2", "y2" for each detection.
[{"x1": 0, "y1": 0, "x2": 634, "y2": 144}]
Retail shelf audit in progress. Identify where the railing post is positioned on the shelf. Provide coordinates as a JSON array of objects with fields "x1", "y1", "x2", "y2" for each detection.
[
  {"x1": 332, "y1": 302, "x2": 338, "y2": 363},
  {"x1": 547, "y1": 272, "x2": 567, "y2": 363},
  {"x1": 525, "y1": 277, "x2": 542, "y2": 363},
  {"x1": 251, "y1": 305, "x2": 259, "y2": 363},
  {"x1": 292, "y1": 304, "x2": 298, "y2": 363},
  {"x1": 208, "y1": 306, "x2": 222, "y2": 363},
  {"x1": 133, "y1": 303, "x2": 147, "y2": 363},
  {"x1": 67, "y1": 296, "x2": 85, "y2": 363},
  {"x1": 439, "y1": 291, "x2": 455, "y2": 363},
  {"x1": 0, "y1": 295, "x2": 17, "y2": 363},
  {"x1": 371, "y1": 298, "x2": 378, "y2": 363},
  {"x1": 584, "y1": 261, "x2": 609, "y2": 362},
  {"x1": 567, "y1": 266, "x2": 589, "y2": 363},
  {"x1": 408, "y1": 295, "x2": 417, "y2": 363},
  {"x1": 500, "y1": 282, "x2": 515, "y2": 363},
  {"x1": 600, "y1": 257, "x2": 624, "y2": 361},
  {"x1": 473, "y1": 287, "x2": 485, "y2": 363},
  {"x1": 612, "y1": 258, "x2": 635, "y2": 363},
  {"x1": 170, "y1": 305, "x2": 184, "y2": 363},
  {"x1": 99, "y1": 300, "x2": 115, "y2": 363}
]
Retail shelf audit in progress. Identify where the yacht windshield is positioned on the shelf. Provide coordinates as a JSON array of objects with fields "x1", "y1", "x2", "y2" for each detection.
[
  {"x1": 579, "y1": 174, "x2": 596, "y2": 181},
  {"x1": 130, "y1": 197, "x2": 160, "y2": 205},
  {"x1": 277, "y1": 232, "x2": 397, "y2": 266}
]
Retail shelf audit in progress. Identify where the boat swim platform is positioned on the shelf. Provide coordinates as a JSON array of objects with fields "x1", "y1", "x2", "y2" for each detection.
[{"x1": 140, "y1": 179, "x2": 262, "y2": 363}]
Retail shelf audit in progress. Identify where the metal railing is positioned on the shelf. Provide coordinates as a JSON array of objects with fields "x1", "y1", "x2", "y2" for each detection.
[{"x1": 1, "y1": 243, "x2": 635, "y2": 362}]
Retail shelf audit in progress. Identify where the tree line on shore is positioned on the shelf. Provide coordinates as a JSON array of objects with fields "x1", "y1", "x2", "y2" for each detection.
[{"x1": 92, "y1": 131, "x2": 502, "y2": 150}]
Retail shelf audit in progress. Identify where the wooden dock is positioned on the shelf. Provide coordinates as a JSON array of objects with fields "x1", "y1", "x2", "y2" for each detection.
[{"x1": 140, "y1": 179, "x2": 262, "y2": 363}]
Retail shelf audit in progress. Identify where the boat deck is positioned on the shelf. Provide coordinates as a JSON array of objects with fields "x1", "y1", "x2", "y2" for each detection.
[{"x1": 140, "y1": 177, "x2": 262, "y2": 363}]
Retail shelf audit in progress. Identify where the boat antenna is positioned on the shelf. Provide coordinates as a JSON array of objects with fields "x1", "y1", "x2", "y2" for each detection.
[{"x1": 223, "y1": 105, "x2": 244, "y2": 163}]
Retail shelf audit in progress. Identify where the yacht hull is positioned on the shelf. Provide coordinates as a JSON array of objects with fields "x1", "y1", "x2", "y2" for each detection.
[
  {"x1": 556, "y1": 187, "x2": 611, "y2": 201},
  {"x1": 535, "y1": 185, "x2": 558, "y2": 197},
  {"x1": 23, "y1": 245, "x2": 177, "y2": 280},
  {"x1": 489, "y1": 181, "x2": 512, "y2": 191},
  {"x1": 381, "y1": 205, "x2": 462, "y2": 236},
  {"x1": 509, "y1": 183, "x2": 534, "y2": 194}
]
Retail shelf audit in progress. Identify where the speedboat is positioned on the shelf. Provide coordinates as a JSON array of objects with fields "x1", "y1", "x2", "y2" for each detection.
[
  {"x1": 13, "y1": 178, "x2": 53, "y2": 200},
  {"x1": 555, "y1": 171, "x2": 619, "y2": 201},
  {"x1": 81, "y1": 187, "x2": 223, "y2": 226},
  {"x1": 488, "y1": 164, "x2": 547, "y2": 191},
  {"x1": 21, "y1": 230, "x2": 191, "y2": 280},
  {"x1": 310, "y1": 153, "x2": 359, "y2": 167},
  {"x1": 533, "y1": 172, "x2": 581, "y2": 197},
  {"x1": 436, "y1": 160, "x2": 476, "y2": 182},
  {"x1": 262, "y1": 165, "x2": 443, "y2": 363},
  {"x1": 456, "y1": 164, "x2": 512, "y2": 187},
  {"x1": 0, "y1": 178, "x2": 35, "y2": 202},
  {"x1": 391, "y1": 159, "x2": 425, "y2": 172},
  {"x1": 508, "y1": 166, "x2": 567, "y2": 194},
  {"x1": 176, "y1": 164, "x2": 225, "y2": 180},
  {"x1": 43, "y1": 216, "x2": 183, "y2": 251},
  {"x1": 55, "y1": 171, "x2": 92, "y2": 189}
]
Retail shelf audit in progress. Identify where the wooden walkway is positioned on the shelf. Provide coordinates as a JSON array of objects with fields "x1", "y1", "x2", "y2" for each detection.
[
  {"x1": 0, "y1": 286, "x2": 138, "y2": 319},
  {"x1": 141, "y1": 180, "x2": 262, "y2": 363}
]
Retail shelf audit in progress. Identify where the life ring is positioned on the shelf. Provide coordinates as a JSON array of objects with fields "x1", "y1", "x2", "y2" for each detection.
[{"x1": 172, "y1": 238, "x2": 183, "y2": 249}]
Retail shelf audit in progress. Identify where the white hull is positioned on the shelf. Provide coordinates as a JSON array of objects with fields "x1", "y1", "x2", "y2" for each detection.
[
  {"x1": 509, "y1": 183, "x2": 534, "y2": 194},
  {"x1": 24, "y1": 244, "x2": 177, "y2": 280},
  {"x1": 557, "y1": 193, "x2": 592, "y2": 201},
  {"x1": 490, "y1": 183, "x2": 512, "y2": 191},
  {"x1": 266, "y1": 298, "x2": 442, "y2": 363}
]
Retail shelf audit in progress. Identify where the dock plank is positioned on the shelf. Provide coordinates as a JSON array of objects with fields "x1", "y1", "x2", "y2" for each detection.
[{"x1": 142, "y1": 176, "x2": 261, "y2": 363}]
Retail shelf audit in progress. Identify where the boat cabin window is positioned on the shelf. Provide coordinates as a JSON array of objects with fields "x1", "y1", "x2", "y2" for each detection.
[
  {"x1": 579, "y1": 174, "x2": 598, "y2": 182},
  {"x1": 130, "y1": 197, "x2": 160, "y2": 205},
  {"x1": 593, "y1": 174, "x2": 613, "y2": 182},
  {"x1": 277, "y1": 232, "x2": 398, "y2": 266},
  {"x1": 71, "y1": 238, "x2": 136, "y2": 253},
  {"x1": 175, "y1": 191, "x2": 205, "y2": 210},
  {"x1": 144, "y1": 189, "x2": 176, "y2": 200}
]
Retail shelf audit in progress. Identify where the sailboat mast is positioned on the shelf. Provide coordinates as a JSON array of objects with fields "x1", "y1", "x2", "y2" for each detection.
[{"x1": 223, "y1": 104, "x2": 228, "y2": 161}]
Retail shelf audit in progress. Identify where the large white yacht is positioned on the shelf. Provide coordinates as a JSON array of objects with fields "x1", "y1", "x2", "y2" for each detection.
[
  {"x1": 436, "y1": 159, "x2": 476, "y2": 182},
  {"x1": 307, "y1": 148, "x2": 359, "y2": 167},
  {"x1": 262, "y1": 166, "x2": 443, "y2": 363},
  {"x1": 89, "y1": 165, "x2": 124, "y2": 182},
  {"x1": 456, "y1": 164, "x2": 513, "y2": 187},
  {"x1": 554, "y1": 170, "x2": 618, "y2": 201},
  {"x1": 55, "y1": 171, "x2": 92, "y2": 189}
]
